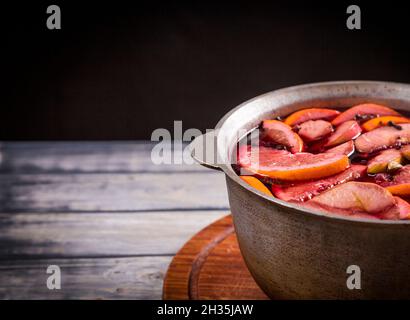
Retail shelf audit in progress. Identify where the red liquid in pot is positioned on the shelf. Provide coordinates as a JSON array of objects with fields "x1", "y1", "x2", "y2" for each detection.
[{"x1": 233, "y1": 104, "x2": 410, "y2": 220}]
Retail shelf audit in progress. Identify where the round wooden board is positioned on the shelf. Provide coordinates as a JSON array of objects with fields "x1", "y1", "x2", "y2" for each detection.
[{"x1": 163, "y1": 215, "x2": 269, "y2": 300}]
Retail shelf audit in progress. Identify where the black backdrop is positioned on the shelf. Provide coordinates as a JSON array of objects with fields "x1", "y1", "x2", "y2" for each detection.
[{"x1": 1, "y1": 1, "x2": 409, "y2": 140}]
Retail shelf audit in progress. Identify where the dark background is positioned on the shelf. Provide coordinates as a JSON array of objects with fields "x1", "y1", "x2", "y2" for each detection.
[{"x1": 1, "y1": 1, "x2": 409, "y2": 140}]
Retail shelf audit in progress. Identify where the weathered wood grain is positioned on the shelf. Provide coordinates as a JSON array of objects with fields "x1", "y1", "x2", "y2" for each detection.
[
  {"x1": 0, "y1": 256, "x2": 172, "y2": 299},
  {"x1": 0, "y1": 141, "x2": 207, "y2": 173},
  {"x1": 164, "y1": 215, "x2": 268, "y2": 300},
  {"x1": 0, "y1": 211, "x2": 226, "y2": 258},
  {"x1": 0, "y1": 141, "x2": 232, "y2": 300},
  {"x1": 0, "y1": 172, "x2": 229, "y2": 212}
]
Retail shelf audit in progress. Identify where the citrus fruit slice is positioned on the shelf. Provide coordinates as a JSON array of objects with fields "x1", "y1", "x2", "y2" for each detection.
[
  {"x1": 385, "y1": 184, "x2": 410, "y2": 196},
  {"x1": 324, "y1": 141, "x2": 355, "y2": 157},
  {"x1": 331, "y1": 103, "x2": 401, "y2": 126},
  {"x1": 284, "y1": 108, "x2": 340, "y2": 126},
  {"x1": 367, "y1": 149, "x2": 403, "y2": 174},
  {"x1": 240, "y1": 176, "x2": 273, "y2": 197},
  {"x1": 325, "y1": 120, "x2": 362, "y2": 147},
  {"x1": 237, "y1": 145, "x2": 350, "y2": 181},
  {"x1": 362, "y1": 116, "x2": 410, "y2": 131},
  {"x1": 272, "y1": 165, "x2": 366, "y2": 202},
  {"x1": 297, "y1": 120, "x2": 333, "y2": 142},
  {"x1": 261, "y1": 120, "x2": 304, "y2": 153},
  {"x1": 355, "y1": 124, "x2": 410, "y2": 153}
]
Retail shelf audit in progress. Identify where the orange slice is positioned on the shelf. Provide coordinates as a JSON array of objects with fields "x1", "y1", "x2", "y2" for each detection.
[
  {"x1": 262, "y1": 120, "x2": 304, "y2": 153},
  {"x1": 332, "y1": 103, "x2": 401, "y2": 126},
  {"x1": 362, "y1": 116, "x2": 410, "y2": 132},
  {"x1": 385, "y1": 183, "x2": 410, "y2": 196},
  {"x1": 272, "y1": 165, "x2": 366, "y2": 202},
  {"x1": 237, "y1": 145, "x2": 349, "y2": 181},
  {"x1": 240, "y1": 176, "x2": 273, "y2": 196},
  {"x1": 284, "y1": 108, "x2": 340, "y2": 126}
]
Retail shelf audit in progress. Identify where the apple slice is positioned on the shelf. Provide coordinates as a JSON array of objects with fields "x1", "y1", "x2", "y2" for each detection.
[
  {"x1": 362, "y1": 116, "x2": 410, "y2": 132},
  {"x1": 284, "y1": 108, "x2": 340, "y2": 126},
  {"x1": 401, "y1": 145, "x2": 410, "y2": 160},
  {"x1": 324, "y1": 141, "x2": 355, "y2": 157},
  {"x1": 272, "y1": 165, "x2": 366, "y2": 202},
  {"x1": 367, "y1": 149, "x2": 403, "y2": 174},
  {"x1": 325, "y1": 120, "x2": 362, "y2": 148},
  {"x1": 379, "y1": 165, "x2": 410, "y2": 196},
  {"x1": 397, "y1": 197, "x2": 410, "y2": 219},
  {"x1": 377, "y1": 196, "x2": 410, "y2": 220},
  {"x1": 262, "y1": 120, "x2": 304, "y2": 153},
  {"x1": 355, "y1": 124, "x2": 410, "y2": 153},
  {"x1": 391, "y1": 197, "x2": 410, "y2": 220},
  {"x1": 297, "y1": 120, "x2": 333, "y2": 142},
  {"x1": 331, "y1": 103, "x2": 401, "y2": 126},
  {"x1": 381, "y1": 165, "x2": 410, "y2": 186},
  {"x1": 237, "y1": 145, "x2": 350, "y2": 181},
  {"x1": 305, "y1": 182, "x2": 396, "y2": 215}
]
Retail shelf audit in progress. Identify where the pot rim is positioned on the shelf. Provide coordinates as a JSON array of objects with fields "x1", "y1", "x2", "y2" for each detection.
[{"x1": 215, "y1": 80, "x2": 410, "y2": 226}]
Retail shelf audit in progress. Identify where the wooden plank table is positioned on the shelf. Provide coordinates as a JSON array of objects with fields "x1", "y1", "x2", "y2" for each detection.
[{"x1": 0, "y1": 142, "x2": 229, "y2": 299}]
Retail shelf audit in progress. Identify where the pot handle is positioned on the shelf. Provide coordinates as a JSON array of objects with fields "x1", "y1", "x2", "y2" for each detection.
[{"x1": 188, "y1": 130, "x2": 222, "y2": 171}]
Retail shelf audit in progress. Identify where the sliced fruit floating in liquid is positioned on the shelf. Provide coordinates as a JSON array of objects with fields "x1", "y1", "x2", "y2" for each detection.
[{"x1": 233, "y1": 104, "x2": 410, "y2": 219}]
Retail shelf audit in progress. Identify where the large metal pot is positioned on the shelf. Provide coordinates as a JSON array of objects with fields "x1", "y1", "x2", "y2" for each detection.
[{"x1": 190, "y1": 81, "x2": 410, "y2": 299}]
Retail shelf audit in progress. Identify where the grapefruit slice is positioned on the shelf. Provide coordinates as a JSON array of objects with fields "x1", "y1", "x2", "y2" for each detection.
[
  {"x1": 297, "y1": 120, "x2": 333, "y2": 142},
  {"x1": 331, "y1": 103, "x2": 401, "y2": 126},
  {"x1": 324, "y1": 141, "x2": 355, "y2": 157},
  {"x1": 306, "y1": 182, "x2": 396, "y2": 215},
  {"x1": 240, "y1": 176, "x2": 273, "y2": 197},
  {"x1": 362, "y1": 116, "x2": 410, "y2": 132},
  {"x1": 237, "y1": 145, "x2": 350, "y2": 181},
  {"x1": 284, "y1": 108, "x2": 340, "y2": 126},
  {"x1": 272, "y1": 165, "x2": 366, "y2": 202},
  {"x1": 367, "y1": 149, "x2": 403, "y2": 174},
  {"x1": 325, "y1": 120, "x2": 362, "y2": 148},
  {"x1": 261, "y1": 120, "x2": 304, "y2": 153},
  {"x1": 355, "y1": 124, "x2": 410, "y2": 153}
]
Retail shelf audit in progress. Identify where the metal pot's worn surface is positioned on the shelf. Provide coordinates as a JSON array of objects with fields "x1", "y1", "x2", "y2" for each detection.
[
  {"x1": 227, "y1": 176, "x2": 410, "y2": 299},
  {"x1": 190, "y1": 81, "x2": 410, "y2": 299}
]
